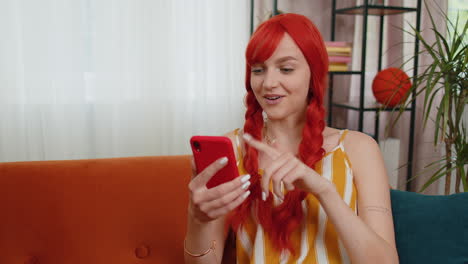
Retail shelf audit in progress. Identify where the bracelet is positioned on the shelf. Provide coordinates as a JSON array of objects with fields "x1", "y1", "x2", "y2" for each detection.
[{"x1": 184, "y1": 238, "x2": 216, "y2": 257}]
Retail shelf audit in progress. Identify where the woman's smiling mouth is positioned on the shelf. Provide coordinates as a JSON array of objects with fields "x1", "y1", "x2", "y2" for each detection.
[{"x1": 264, "y1": 94, "x2": 285, "y2": 105}]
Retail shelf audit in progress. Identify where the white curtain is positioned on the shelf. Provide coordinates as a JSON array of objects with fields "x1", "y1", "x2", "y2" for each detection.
[{"x1": 0, "y1": 0, "x2": 250, "y2": 162}]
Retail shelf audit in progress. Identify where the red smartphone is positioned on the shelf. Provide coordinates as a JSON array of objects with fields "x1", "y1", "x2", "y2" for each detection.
[{"x1": 190, "y1": 136, "x2": 239, "y2": 189}]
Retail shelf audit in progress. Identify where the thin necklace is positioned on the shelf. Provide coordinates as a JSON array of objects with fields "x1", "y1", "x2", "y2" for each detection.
[{"x1": 263, "y1": 119, "x2": 277, "y2": 145}]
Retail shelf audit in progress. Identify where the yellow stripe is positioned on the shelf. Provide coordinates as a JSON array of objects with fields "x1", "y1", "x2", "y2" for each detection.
[
  {"x1": 263, "y1": 232, "x2": 281, "y2": 262},
  {"x1": 234, "y1": 129, "x2": 247, "y2": 175},
  {"x1": 285, "y1": 221, "x2": 302, "y2": 263},
  {"x1": 243, "y1": 213, "x2": 257, "y2": 253},
  {"x1": 332, "y1": 150, "x2": 347, "y2": 199},
  {"x1": 303, "y1": 159, "x2": 322, "y2": 263},
  {"x1": 324, "y1": 150, "x2": 347, "y2": 263}
]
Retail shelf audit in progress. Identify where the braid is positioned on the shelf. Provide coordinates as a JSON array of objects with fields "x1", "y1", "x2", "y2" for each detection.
[
  {"x1": 300, "y1": 79, "x2": 326, "y2": 167},
  {"x1": 229, "y1": 90, "x2": 263, "y2": 230}
]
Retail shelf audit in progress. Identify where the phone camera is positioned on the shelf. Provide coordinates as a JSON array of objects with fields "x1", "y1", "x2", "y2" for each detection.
[{"x1": 193, "y1": 141, "x2": 201, "y2": 152}]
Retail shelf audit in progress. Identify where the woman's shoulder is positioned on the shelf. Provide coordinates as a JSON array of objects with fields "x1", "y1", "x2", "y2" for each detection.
[
  {"x1": 342, "y1": 129, "x2": 378, "y2": 151},
  {"x1": 223, "y1": 128, "x2": 241, "y2": 139},
  {"x1": 323, "y1": 127, "x2": 373, "y2": 152},
  {"x1": 223, "y1": 128, "x2": 242, "y2": 146},
  {"x1": 341, "y1": 129, "x2": 383, "y2": 177}
]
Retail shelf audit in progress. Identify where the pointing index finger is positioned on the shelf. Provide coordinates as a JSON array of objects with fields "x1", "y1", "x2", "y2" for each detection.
[{"x1": 243, "y1": 133, "x2": 280, "y2": 159}]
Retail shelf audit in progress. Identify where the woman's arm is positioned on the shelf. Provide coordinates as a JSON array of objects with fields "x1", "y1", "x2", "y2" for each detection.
[
  {"x1": 317, "y1": 131, "x2": 399, "y2": 264},
  {"x1": 185, "y1": 131, "x2": 249, "y2": 264},
  {"x1": 184, "y1": 210, "x2": 227, "y2": 263}
]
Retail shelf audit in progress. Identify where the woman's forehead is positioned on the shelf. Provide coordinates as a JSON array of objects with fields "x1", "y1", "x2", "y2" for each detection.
[{"x1": 263, "y1": 35, "x2": 305, "y2": 63}]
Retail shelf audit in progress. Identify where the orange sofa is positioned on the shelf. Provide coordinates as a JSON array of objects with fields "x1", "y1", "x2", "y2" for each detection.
[
  {"x1": 0, "y1": 155, "x2": 192, "y2": 264},
  {"x1": 2, "y1": 155, "x2": 468, "y2": 264}
]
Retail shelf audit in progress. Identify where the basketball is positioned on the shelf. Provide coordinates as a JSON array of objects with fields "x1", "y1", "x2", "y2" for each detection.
[{"x1": 372, "y1": 68, "x2": 412, "y2": 107}]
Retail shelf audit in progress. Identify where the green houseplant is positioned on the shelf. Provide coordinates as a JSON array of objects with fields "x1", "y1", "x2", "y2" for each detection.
[{"x1": 394, "y1": 1, "x2": 467, "y2": 194}]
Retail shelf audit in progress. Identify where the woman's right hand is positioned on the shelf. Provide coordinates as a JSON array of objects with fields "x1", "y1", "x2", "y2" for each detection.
[{"x1": 188, "y1": 157, "x2": 251, "y2": 223}]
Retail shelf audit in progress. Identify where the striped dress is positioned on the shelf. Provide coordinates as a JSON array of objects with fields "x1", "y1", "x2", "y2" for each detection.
[{"x1": 232, "y1": 129, "x2": 357, "y2": 264}]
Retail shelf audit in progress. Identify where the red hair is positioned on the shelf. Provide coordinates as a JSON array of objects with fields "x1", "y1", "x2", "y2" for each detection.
[{"x1": 229, "y1": 13, "x2": 329, "y2": 254}]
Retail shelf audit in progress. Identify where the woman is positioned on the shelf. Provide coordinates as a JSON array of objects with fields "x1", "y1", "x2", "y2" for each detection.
[{"x1": 185, "y1": 13, "x2": 399, "y2": 264}]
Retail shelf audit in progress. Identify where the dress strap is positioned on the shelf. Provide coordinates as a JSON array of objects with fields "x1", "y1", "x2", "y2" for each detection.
[
  {"x1": 338, "y1": 129, "x2": 349, "y2": 150},
  {"x1": 233, "y1": 128, "x2": 243, "y2": 163}
]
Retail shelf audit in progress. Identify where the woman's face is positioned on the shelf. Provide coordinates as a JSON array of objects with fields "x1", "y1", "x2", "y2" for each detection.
[{"x1": 250, "y1": 33, "x2": 311, "y2": 121}]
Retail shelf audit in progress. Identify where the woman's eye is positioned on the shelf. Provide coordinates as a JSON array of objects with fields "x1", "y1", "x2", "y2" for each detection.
[
  {"x1": 281, "y1": 68, "x2": 294, "y2": 73},
  {"x1": 251, "y1": 68, "x2": 263, "y2": 74}
]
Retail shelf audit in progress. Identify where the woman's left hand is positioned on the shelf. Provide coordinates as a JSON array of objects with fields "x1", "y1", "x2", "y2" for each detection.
[{"x1": 243, "y1": 133, "x2": 331, "y2": 201}]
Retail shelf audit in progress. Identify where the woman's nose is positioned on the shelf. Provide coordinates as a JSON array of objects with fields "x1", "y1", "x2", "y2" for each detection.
[{"x1": 262, "y1": 69, "x2": 280, "y2": 89}]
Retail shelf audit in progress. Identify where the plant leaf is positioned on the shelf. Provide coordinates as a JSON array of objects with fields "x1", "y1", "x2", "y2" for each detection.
[
  {"x1": 425, "y1": 1, "x2": 447, "y2": 64},
  {"x1": 460, "y1": 165, "x2": 467, "y2": 192},
  {"x1": 419, "y1": 165, "x2": 457, "y2": 193}
]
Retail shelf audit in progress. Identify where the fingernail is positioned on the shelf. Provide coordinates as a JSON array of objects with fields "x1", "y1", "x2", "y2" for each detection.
[
  {"x1": 219, "y1": 157, "x2": 228, "y2": 165},
  {"x1": 242, "y1": 190, "x2": 251, "y2": 199},
  {"x1": 262, "y1": 191, "x2": 267, "y2": 201},
  {"x1": 241, "y1": 181, "x2": 250, "y2": 190},
  {"x1": 243, "y1": 133, "x2": 252, "y2": 141},
  {"x1": 240, "y1": 174, "x2": 251, "y2": 183}
]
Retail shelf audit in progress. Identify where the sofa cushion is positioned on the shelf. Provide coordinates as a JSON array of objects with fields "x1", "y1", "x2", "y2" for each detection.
[
  {"x1": 0, "y1": 155, "x2": 192, "y2": 264},
  {"x1": 390, "y1": 189, "x2": 468, "y2": 264}
]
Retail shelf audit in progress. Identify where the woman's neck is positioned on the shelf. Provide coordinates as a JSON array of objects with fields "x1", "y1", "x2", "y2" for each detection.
[{"x1": 264, "y1": 114, "x2": 306, "y2": 152}]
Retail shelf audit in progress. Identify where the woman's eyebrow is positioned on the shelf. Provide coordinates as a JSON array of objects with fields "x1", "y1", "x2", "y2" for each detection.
[
  {"x1": 276, "y1": 56, "x2": 298, "y2": 63},
  {"x1": 251, "y1": 56, "x2": 297, "y2": 66}
]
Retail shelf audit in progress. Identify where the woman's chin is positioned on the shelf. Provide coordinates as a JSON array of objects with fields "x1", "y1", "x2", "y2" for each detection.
[{"x1": 263, "y1": 111, "x2": 285, "y2": 121}]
